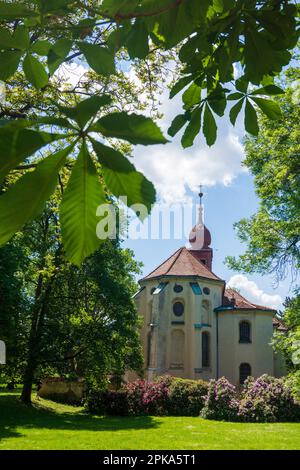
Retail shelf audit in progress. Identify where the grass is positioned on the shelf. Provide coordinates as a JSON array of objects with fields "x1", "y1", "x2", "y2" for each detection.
[{"x1": 1, "y1": 390, "x2": 300, "y2": 450}]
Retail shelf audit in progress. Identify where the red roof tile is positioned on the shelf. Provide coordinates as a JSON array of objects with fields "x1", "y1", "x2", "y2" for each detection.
[
  {"x1": 272, "y1": 317, "x2": 288, "y2": 331},
  {"x1": 141, "y1": 247, "x2": 222, "y2": 282},
  {"x1": 221, "y1": 288, "x2": 277, "y2": 312}
]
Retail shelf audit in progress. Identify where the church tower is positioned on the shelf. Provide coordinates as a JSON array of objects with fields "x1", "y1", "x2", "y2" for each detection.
[{"x1": 188, "y1": 187, "x2": 213, "y2": 270}]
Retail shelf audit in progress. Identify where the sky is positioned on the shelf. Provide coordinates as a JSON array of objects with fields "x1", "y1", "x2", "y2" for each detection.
[{"x1": 59, "y1": 61, "x2": 293, "y2": 311}]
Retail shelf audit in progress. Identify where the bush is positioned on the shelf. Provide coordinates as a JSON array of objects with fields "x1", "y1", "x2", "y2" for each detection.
[
  {"x1": 167, "y1": 377, "x2": 208, "y2": 416},
  {"x1": 285, "y1": 370, "x2": 300, "y2": 403},
  {"x1": 199, "y1": 375, "x2": 300, "y2": 423},
  {"x1": 200, "y1": 377, "x2": 239, "y2": 421},
  {"x1": 85, "y1": 374, "x2": 300, "y2": 422},
  {"x1": 85, "y1": 376, "x2": 208, "y2": 416},
  {"x1": 125, "y1": 378, "x2": 170, "y2": 416},
  {"x1": 238, "y1": 374, "x2": 300, "y2": 422},
  {"x1": 85, "y1": 389, "x2": 129, "y2": 416}
]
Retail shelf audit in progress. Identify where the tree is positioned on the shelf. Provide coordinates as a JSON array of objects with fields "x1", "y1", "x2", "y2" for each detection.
[
  {"x1": 272, "y1": 290, "x2": 300, "y2": 387},
  {"x1": 226, "y1": 69, "x2": 300, "y2": 282},
  {"x1": 0, "y1": 196, "x2": 143, "y2": 404},
  {"x1": 0, "y1": 0, "x2": 298, "y2": 264},
  {"x1": 0, "y1": 238, "x2": 29, "y2": 387}
]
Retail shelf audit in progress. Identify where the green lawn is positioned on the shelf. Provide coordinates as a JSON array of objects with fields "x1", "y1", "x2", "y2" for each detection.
[{"x1": 1, "y1": 390, "x2": 300, "y2": 450}]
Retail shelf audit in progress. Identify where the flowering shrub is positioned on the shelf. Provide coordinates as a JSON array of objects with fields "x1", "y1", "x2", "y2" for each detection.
[
  {"x1": 126, "y1": 378, "x2": 170, "y2": 416},
  {"x1": 85, "y1": 376, "x2": 207, "y2": 416},
  {"x1": 199, "y1": 375, "x2": 300, "y2": 422},
  {"x1": 86, "y1": 374, "x2": 300, "y2": 421},
  {"x1": 200, "y1": 377, "x2": 239, "y2": 421},
  {"x1": 238, "y1": 375, "x2": 300, "y2": 422}
]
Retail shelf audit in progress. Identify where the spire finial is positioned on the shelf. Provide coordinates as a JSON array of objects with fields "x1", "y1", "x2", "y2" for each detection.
[{"x1": 198, "y1": 184, "x2": 203, "y2": 205}]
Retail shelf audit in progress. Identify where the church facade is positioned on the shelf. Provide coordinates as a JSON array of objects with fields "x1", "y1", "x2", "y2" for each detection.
[{"x1": 134, "y1": 198, "x2": 286, "y2": 385}]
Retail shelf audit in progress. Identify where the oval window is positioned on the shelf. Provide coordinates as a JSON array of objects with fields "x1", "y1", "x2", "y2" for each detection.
[
  {"x1": 174, "y1": 284, "x2": 183, "y2": 293},
  {"x1": 173, "y1": 301, "x2": 184, "y2": 317},
  {"x1": 203, "y1": 287, "x2": 210, "y2": 295}
]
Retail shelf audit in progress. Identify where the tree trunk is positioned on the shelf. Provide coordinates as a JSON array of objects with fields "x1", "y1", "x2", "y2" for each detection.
[
  {"x1": 20, "y1": 279, "x2": 53, "y2": 405},
  {"x1": 20, "y1": 355, "x2": 36, "y2": 404}
]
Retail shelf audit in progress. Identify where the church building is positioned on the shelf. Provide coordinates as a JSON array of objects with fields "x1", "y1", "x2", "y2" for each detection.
[{"x1": 134, "y1": 191, "x2": 286, "y2": 385}]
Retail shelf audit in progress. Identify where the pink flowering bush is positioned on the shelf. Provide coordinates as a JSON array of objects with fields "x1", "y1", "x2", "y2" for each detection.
[
  {"x1": 125, "y1": 378, "x2": 170, "y2": 416},
  {"x1": 200, "y1": 377, "x2": 239, "y2": 421}
]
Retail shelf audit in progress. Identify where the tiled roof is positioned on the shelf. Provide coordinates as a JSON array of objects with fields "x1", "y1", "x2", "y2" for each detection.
[
  {"x1": 272, "y1": 317, "x2": 288, "y2": 331},
  {"x1": 217, "y1": 288, "x2": 277, "y2": 312},
  {"x1": 141, "y1": 247, "x2": 222, "y2": 282}
]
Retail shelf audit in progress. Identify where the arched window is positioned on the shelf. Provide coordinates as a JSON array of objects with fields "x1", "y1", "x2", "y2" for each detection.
[
  {"x1": 202, "y1": 332, "x2": 210, "y2": 368},
  {"x1": 239, "y1": 363, "x2": 251, "y2": 384},
  {"x1": 239, "y1": 321, "x2": 251, "y2": 343}
]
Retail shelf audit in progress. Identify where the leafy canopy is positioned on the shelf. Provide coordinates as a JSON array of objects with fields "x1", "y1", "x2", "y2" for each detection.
[
  {"x1": 225, "y1": 72, "x2": 300, "y2": 283},
  {"x1": 0, "y1": 0, "x2": 298, "y2": 264}
]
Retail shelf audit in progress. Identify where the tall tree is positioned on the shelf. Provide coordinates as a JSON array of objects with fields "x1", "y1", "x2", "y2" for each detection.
[
  {"x1": 0, "y1": 239, "x2": 29, "y2": 387},
  {"x1": 226, "y1": 69, "x2": 300, "y2": 282},
  {"x1": 0, "y1": 198, "x2": 143, "y2": 404}
]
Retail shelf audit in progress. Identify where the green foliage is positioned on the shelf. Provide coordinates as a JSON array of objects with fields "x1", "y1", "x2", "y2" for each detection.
[
  {"x1": 60, "y1": 142, "x2": 106, "y2": 265},
  {"x1": 0, "y1": 197, "x2": 143, "y2": 392},
  {"x1": 0, "y1": 0, "x2": 298, "y2": 264},
  {"x1": 47, "y1": 39, "x2": 72, "y2": 75},
  {"x1": 273, "y1": 290, "x2": 300, "y2": 373},
  {"x1": 166, "y1": 377, "x2": 208, "y2": 416},
  {"x1": 203, "y1": 104, "x2": 217, "y2": 146},
  {"x1": 0, "y1": 128, "x2": 64, "y2": 181},
  {"x1": 0, "y1": 96, "x2": 165, "y2": 263},
  {"x1": 91, "y1": 139, "x2": 155, "y2": 212},
  {"x1": 23, "y1": 54, "x2": 48, "y2": 89},
  {"x1": 226, "y1": 72, "x2": 300, "y2": 280},
  {"x1": 79, "y1": 43, "x2": 115, "y2": 76},
  {"x1": 0, "y1": 51, "x2": 22, "y2": 80},
  {"x1": 0, "y1": 145, "x2": 73, "y2": 245},
  {"x1": 94, "y1": 112, "x2": 168, "y2": 145}
]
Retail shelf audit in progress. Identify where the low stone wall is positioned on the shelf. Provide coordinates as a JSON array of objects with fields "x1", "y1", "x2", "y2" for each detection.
[{"x1": 38, "y1": 378, "x2": 86, "y2": 404}]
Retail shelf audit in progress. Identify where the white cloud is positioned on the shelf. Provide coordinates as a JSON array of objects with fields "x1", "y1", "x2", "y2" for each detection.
[
  {"x1": 227, "y1": 274, "x2": 282, "y2": 309},
  {"x1": 132, "y1": 87, "x2": 246, "y2": 205}
]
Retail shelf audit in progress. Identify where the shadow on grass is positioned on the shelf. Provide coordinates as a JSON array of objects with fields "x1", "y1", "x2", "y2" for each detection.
[{"x1": 0, "y1": 391, "x2": 159, "y2": 442}]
